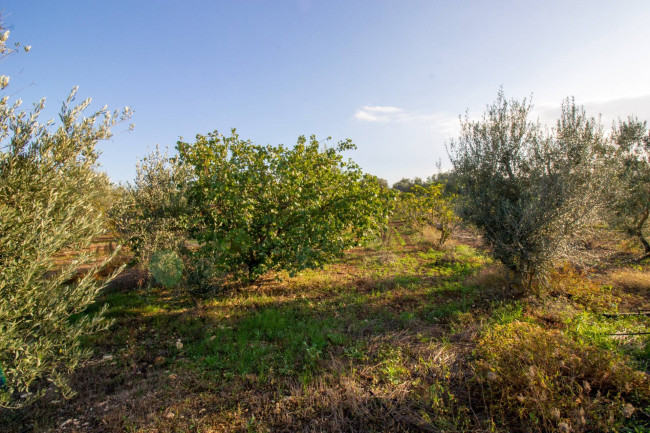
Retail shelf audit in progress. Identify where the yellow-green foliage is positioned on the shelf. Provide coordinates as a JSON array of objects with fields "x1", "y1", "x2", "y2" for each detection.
[
  {"x1": 397, "y1": 183, "x2": 459, "y2": 246},
  {"x1": 474, "y1": 321, "x2": 650, "y2": 433},
  {"x1": 547, "y1": 266, "x2": 622, "y2": 312}
]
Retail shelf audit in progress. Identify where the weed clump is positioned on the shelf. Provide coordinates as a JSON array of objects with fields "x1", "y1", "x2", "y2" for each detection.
[
  {"x1": 547, "y1": 266, "x2": 622, "y2": 312},
  {"x1": 474, "y1": 321, "x2": 650, "y2": 432}
]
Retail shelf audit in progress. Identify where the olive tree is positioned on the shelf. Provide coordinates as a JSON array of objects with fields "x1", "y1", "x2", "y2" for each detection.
[
  {"x1": 448, "y1": 91, "x2": 607, "y2": 289},
  {"x1": 177, "y1": 130, "x2": 394, "y2": 283},
  {"x1": 111, "y1": 146, "x2": 193, "y2": 267},
  {"x1": 606, "y1": 117, "x2": 650, "y2": 256},
  {"x1": 0, "y1": 27, "x2": 132, "y2": 407}
]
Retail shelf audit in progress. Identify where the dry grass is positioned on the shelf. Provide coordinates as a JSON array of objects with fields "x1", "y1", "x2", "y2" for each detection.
[
  {"x1": 546, "y1": 266, "x2": 623, "y2": 312},
  {"x1": 610, "y1": 268, "x2": 650, "y2": 292},
  {"x1": 605, "y1": 267, "x2": 650, "y2": 311},
  {"x1": 474, "y1": 321, "x2": 650, "y2": 433}
]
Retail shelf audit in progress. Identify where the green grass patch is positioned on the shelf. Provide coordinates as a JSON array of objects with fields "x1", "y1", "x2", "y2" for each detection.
[
  {"x1": 421, "y1": 283, "x2": 479, "y2": 324},
  {"x1": 569, "y1": 312, "x2": 650, "y2": 370},
  {"x1": 489, "y1": 300, "x2": 525, "y2": 326},
  {"x1": 418, "y1": 246, "x2": 487, "y2": 279},
  {"x1": 185, "y1": 305, "x2": 344, "y2": 379}
]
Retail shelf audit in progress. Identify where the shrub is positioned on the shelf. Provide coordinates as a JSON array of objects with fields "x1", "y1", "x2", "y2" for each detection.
[
  {"x1": 149, "y1": 250, "x2": 184, "y2": 288},
  {"x1": 177, "y1": 130, "x2": 395, "y2": 283},
  {"x1": 474, "y1": 321, "x2": 650, "y2": 432},
  {"x1": 448, "y1": 90, "x2": 608, "y2": 290}
]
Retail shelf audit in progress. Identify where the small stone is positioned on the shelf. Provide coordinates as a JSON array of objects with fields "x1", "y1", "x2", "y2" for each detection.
[
  {"x1": 169, "y1": 373, "x2": 177, "y2": 380},
  {"x1": 60, "y1": 419, "x2": 75, "y2": 427},
  {"x1": 175, "y1": 339, "x2": 183, "y2": 350},
  {"x1": 623, "y1": 403, "x2": 636, "y2": 418},
  {"x1": 164, "y1": 411, "x2": 175, "y2": 419},
  {"x1": 486, "y1": 371, "x2": 498, "y2": 382}
]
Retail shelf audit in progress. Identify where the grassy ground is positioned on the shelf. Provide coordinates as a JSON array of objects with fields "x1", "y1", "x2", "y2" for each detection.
[{"x1": 3, "y1": 224, "x2": 650, "y2": 432}]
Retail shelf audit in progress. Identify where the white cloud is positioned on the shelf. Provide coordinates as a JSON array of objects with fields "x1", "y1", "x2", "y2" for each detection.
[
  {"x1": 354, "y1": 106, "x2": 403, "y2": 122},
  {"x1": 354, "y1": 105, "x2": 457, "y2": 125},
  {"x1": 354, "y1": 110, "x2": 387, "y2": 122},
  {"x1": 362, "y1": 105, "x2": 403, "y2": 113},
  {"x1": 354, "y1": 104, "x2": 460, "y2": 138}
]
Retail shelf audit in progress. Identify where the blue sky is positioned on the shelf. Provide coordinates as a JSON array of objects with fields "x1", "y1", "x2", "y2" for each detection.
[{"x1": 4, "y1": 1, "x2": 650, "y2": 184}]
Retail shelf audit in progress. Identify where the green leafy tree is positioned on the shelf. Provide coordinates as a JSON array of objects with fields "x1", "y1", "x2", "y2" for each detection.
[
  {"x1": 607, "y1": 117, "x2": 650, "y2": 256},
  {"x1": 0, "y1": 26, "x2": 131, "y2": 407},
  {"x1": 398, "y1": 183, "x2": 459, "y2": 247},
  {"x1": 448, "y1": 91, "x2": 607, "y2": 289},
  {"x1": 177, "y1": 130, "x2": 394, "y2": 283},
  {"x1": 392, "y1": 176, "x2": 425, "y2": 193},
  {"x1": 427, "y1": 170, "x2": 462, "y2": 196}
]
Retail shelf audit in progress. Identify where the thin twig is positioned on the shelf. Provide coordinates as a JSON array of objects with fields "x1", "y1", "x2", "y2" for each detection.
[
  {"x1": 633, "y1": 253, "x2": 650, "y2": 263},
  {"x1": 602, "y1": 311, "x2": 650, "y2": 318},
  {"x1": 605, "y1": 332, "x2": 650, "y2": 336}
]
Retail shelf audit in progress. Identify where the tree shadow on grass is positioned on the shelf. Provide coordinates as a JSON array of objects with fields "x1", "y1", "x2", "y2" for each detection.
[{"x1": 3, "y1": 248, "x2": 514, "y2": 432}]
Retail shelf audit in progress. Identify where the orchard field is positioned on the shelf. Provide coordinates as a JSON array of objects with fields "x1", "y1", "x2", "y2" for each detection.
[
  {"x1": 3, "y1": 221, "x2": 650, "y2": 432},
  {"x1": 3, "y1": 11, "x2": 650, "y2": 433}
]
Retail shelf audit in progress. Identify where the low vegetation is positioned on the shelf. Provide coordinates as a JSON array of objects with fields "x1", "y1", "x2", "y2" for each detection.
[
  {"x1": 475, "y1": 321, "x2": 649, "y2": 432},
  {"x1": 4, "y1": 222, "x2": 649, "y2": 432}
]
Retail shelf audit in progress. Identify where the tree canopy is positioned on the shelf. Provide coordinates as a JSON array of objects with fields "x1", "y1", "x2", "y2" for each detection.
[
  {"x1": 177, "y1": 130, "x2": 394, "y2": 283},
  {"x1": 448, "y1": 91, "x2": 608, "y2": 289}
]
